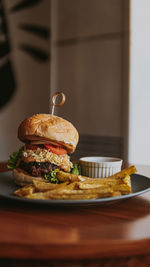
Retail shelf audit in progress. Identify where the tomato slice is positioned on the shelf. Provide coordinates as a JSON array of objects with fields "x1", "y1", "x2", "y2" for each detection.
[
  {"x1": 44, "y1": 144, "x2": 67, "y2": 155},
  {"x1": 25, "y1": 144, "x2": 38, "y2": 150}
]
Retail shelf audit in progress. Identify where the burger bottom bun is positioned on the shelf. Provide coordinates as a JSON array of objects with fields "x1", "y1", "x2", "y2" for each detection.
[{"x1": 13, "y1": 168, "x2": 45, "y2": 186}]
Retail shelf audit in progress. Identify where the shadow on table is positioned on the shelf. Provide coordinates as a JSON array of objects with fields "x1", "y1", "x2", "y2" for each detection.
[{"x1": 0, "y1": 192, "x2": 150, "y2": 221}]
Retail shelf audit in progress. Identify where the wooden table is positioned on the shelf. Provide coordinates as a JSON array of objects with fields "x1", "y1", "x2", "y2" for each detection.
[{"x1": 0, "y1": 163, "x2": 150, "y2": 266}]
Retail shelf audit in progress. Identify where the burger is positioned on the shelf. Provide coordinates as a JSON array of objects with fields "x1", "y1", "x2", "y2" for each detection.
[{"x1": 8, "y1": 114, "x2": 79, "y2": 186}]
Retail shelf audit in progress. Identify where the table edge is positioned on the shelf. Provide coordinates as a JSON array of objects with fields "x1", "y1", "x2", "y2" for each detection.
[{"x1": 0, "y1": 239, "x2": 150, "y2": 260}]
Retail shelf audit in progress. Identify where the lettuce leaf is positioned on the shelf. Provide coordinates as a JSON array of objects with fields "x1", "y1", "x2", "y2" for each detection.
[
  {"x1": 70, "y1": 163, "x2": 80, "y2": 175},
  {"x1": 44, "y1": 169, "x2": 60, "y2": 184},
  {"x1": 7, "y1": 146, "x2": 24, "y2": 170},
  {"x1": 44, "y1": 164, "x2": 80, "y2": 184}
]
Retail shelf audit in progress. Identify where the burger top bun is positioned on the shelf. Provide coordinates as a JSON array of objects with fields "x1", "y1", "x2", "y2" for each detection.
[
  {"x1": 18, "y1": 114, "x2": 79, "y2": 153},
  {"x1": 13, "y1": 168, "x2": 45, "y2": 186}
]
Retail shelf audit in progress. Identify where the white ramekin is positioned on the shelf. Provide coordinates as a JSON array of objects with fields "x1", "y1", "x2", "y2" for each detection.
[{"x1": 79, "y1": 156, "x2": 123, "y2": 178}]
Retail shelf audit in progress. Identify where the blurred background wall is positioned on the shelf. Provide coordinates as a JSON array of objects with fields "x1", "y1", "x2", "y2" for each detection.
[
  {"x1": 0, "y1": 0, "x2": 131, "y2": 163},
  {"x1": 129, "y1": 0, "x2": 150, "y2": 165},
  {"x1": 51, "y1": 0, "x2": 129, "y2": 160},
  {"x1": 0, "y1": 0, "x2": 50, "y2": 161}
]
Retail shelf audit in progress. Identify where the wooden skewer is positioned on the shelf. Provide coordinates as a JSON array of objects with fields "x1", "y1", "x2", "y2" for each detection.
[{"x1": 51, "y1": 92, "x2": 66, "y2": 115}]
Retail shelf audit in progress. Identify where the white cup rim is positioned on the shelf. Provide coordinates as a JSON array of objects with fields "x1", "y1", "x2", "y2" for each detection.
[{"x1": 79, "y1": 156, "x2": 122, "y2": 164}]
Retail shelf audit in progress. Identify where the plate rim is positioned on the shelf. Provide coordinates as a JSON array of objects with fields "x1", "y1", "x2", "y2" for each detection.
[{"x1": 0, "y1": 172, "x2": 150, "y2": 206}]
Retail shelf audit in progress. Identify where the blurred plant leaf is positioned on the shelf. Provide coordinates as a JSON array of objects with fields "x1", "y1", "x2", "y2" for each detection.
[
  {"x1": 0, "y1": 0, "x2": 49, "y2": 109},
  {"x1": 19, "y1": 23, "x2": 50, "y2": 39},
  {"x1": 20, "y1": 44, "x2": 49, "y2": 62},
  {"x1": 10, "y1": 0, "x2": 42, "y2": 12},
  {"x1": 0, "y1": 42, "x2": 10, "y2": 58},
  {"x1": 0, "y1": 60, "x2": 16, "y2": 109},
  {"x1": 0, "y1": 0, "x2": 15, "y2": 109}
]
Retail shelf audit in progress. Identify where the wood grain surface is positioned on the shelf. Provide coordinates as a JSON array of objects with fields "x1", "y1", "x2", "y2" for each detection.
[{"x1": 0, "y1": 162, "x2": 150, "y2": 263}]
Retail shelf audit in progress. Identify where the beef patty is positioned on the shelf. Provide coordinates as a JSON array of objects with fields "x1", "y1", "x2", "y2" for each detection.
[{"x1": 19, "y1": 161, "x2": 60, "y2": 177}]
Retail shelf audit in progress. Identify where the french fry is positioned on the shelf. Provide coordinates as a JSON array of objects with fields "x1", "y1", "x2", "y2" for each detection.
[
  {"x1": 33, "y1": 180, "x2": 68, "y2": 192},
  {"x1": 14, "y1": 185, "x2": 35, "y2": 197},
  {"x1": 79, "y1": 176, "x2": 131, "y2": 193},
  {"x1": 65, "y1": 182, "x2": 79, "y2": 190},
  {"x1": 78, "y1": 177, "x2": 130, "y2": 189},
  {"x1": 78, "y1": 182, "x2": 106, "y2": 189},
  {"x1": 56, "y1": 166, "x2": 137, "y2": 182},
  {"x1": 109, "y1": 166, "x2": 137, "y2": 180},
  {"x1": 124, "y1": 176, "x2": 131, "y2": 187},
  {"x1": 17, "y1": 181, "x2": 131, "y2": 200},
  {"x1": 13, "y1": 166, "x2": 135, "y2": 200},
  {"x1": 112, "y1": 191, "x2": 122, "y2": 197},
  {"x1": 56, "y1": 171, "x2": 80, "y2": 182},
  {"x1": 26, "y1": 193, "x2": 99, "y2": 200},
  {"x1": 48, "y1": 194, "x2": 99, "y2": 200},
  {"x1": 44, "y1": 192, "x2": 114, "y2": 200},
  {"x1": 111, "y1": 184, "x2": 131, "y2": 194},
  {"x1": 25, "y1": 183, "x2": 114, "y2": 199},
  {"x1": 25, "y1": 188, "x2": 114, "y2": 200}
]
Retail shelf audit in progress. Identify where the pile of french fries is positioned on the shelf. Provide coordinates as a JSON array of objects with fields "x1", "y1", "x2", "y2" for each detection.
[{"x1": 13, "y1": 166, "x2": 137, "y2": 200}]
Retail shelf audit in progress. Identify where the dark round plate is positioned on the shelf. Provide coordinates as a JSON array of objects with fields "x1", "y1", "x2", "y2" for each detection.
[{"x1": 0, "y1": 172, "x2": 150, "y2": 206}]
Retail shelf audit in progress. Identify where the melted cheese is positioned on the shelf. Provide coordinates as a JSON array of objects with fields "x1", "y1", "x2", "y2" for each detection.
[{"x1": 22, "y1": 147, "x2": 73, "y2": 171}]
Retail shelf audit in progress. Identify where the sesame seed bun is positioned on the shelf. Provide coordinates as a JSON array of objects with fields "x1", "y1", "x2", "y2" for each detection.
[{"x1": 18, "y1": 114, "x2": 79, "y2": 153}]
